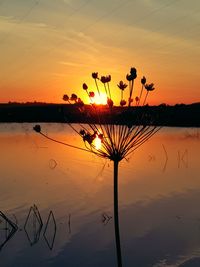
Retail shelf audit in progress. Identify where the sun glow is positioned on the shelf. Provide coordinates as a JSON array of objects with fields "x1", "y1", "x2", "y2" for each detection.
[
  {"x1": 92, "y1": 92, "x2": 107, "y2": 105},
  {"x1": 94, "y1": 136, "x2": 102, "y2": 150}
]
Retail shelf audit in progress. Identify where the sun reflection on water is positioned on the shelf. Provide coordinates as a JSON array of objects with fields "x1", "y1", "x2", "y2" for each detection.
[{"x1": 94, "y1": 135, "x2": 102, "y2": 150}]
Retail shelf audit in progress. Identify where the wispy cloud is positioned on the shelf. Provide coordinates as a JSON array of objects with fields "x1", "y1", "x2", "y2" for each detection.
[{"x1": 60, "y1": 61, "x2": 90, "y2": 67}]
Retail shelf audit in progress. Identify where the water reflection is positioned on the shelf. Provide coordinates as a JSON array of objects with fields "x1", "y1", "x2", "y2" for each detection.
[
  {"x1": 43, "y1": 211, "x2": 57, "y2": 250},
  {"x1": 24, "y1": 205, "x2": 43, "y2": 246},
  {"x1": 101, "y1": 212, "x2": 112, "y2": 226},
  {"x1": 68, "y1": 213, "x2": 71, "y2": 235},
  {"x1": 0, "y1": 124, "x2": 199, "y2": 266},
  {"x1": 0, "y1": 211, "x2": 18, "y2": 251},
  {"x1": 177, "y1": 149, "x2": 189, "y2": 169}
]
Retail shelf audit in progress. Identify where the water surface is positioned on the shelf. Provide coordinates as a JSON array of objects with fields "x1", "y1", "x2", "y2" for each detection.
[{"x1": 0, "y1": 124, "x2": 200, "y2": 267}]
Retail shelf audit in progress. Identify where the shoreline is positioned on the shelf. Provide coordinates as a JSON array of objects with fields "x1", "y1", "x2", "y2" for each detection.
[{"x1": 0, "y1": 103, "x2": 199, "y2": 127}]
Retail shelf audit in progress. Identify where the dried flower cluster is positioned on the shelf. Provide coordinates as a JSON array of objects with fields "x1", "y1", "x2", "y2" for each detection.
[{"x1": 34, "y1": 67, "x2": 158, "y2": 163}]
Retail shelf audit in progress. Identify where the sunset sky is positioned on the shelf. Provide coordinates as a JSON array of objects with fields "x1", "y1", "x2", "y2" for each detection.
[{"x1": 0, "y1": 0, "x2": 199, "y2": 105}]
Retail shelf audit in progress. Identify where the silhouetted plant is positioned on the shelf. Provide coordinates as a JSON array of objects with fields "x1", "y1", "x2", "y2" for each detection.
[{"x1": 33, "y1": 67, "x2": 160, "y2": 267}]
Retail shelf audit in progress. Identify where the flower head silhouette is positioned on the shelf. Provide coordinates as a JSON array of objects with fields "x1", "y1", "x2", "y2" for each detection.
[
  {"x1": 63, "y1": 94, "x2": 69, "y2": 102},
  {"x1": 120, "y1": 99, "x2": 126, "y2": 107},
  {"x1": 82, "y1": 83, "x2": 88, "y2": 90},
  {"x1": 89, "y1": 91, "x2": 95, "y2": 98},
  {"x1": 130, "y1": 67, "x2": 137, "y2": 79},
  {"x1": 33, "y1": 67, "x2": 160, "y2": 267},
  {"x1": 100, "y1": 76, "x2": 107, "y2": 84},
  {"x1": 92, "y1": 72, "x2": 98, "y2": 79},
  {"x1": 70, "y1": 93, "x2": 77, "y2": 102},
  {"x1": 117, "y1": 81, "x2": 127, "y2": 90},
  {"x1": 145, "y1": 83, "x2": 155, "y2": 91},
  {"x1": 141, "y1": 76, "x2": 146, "y2": 85}
]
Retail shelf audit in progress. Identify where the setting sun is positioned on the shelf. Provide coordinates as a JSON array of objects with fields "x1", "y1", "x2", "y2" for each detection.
[{"x1": 92, "y1": 92, "x2": 107, "y2": 105}]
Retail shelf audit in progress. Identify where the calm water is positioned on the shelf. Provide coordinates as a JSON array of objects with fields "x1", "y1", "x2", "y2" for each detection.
[{"x1": 0, "y1": 123, "x2": 200, "y2": 267}]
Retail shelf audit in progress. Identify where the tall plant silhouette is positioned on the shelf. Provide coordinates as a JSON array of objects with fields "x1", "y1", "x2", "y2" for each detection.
[{"x1": 33, "y1": 67, "x2": 160, "y2": 267}]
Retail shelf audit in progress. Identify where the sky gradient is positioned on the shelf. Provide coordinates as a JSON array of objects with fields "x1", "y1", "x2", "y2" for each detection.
[{"x1": 0, "y1": 0, "x2": 200, "y2": 105}]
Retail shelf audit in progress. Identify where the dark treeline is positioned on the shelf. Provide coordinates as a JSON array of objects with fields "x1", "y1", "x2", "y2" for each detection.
[{"x1": 0, "y1": 102, "x2": 199, "y2": 127}]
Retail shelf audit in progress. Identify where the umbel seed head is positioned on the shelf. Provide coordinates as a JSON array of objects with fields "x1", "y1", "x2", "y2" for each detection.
[
  {"x1": 89, "y1": 91, "x2": 95, "y2": 98},
  {"x1": 34, "y1": 66, "x2": 159, "y2": 164},
  {"x1": 130, "y1": 67, "x2": 137, "y2": 79},
  {"x1": 126, "y1": 67, "x2": 137, "y2": 81},
  {"x1": 92, "y1": 72, "x2": 98, "y2": 79},
  {"x1": 141, "y1": 76, "x2": 146, "y2": 85},
  {"x1": 82, "y1": 83, "x2": 88, "y2": 90},
  {"x1": 145, "y1": 83, "x2": 155, "y2": 91},
  {"x1": 117, "y1": 81, "x2": 127, "y2": 90},
  {"x1": 70, "y1": 93, "x2": 78, "y2": 101},
  {"x1": 63, "y1": 94, "x2": 69, "y2": 101},
  {"x1": 100, "y1": 76, "x2": 107, "y2": 83}
]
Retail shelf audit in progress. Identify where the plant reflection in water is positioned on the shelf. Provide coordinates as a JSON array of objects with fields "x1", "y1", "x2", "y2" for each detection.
[
  {"x1": 1, "y1": 206, "x2": 58, "y2": 252},
  {"x1": 24, "y1": 204, "x2": 43, "y2": 246},
  {"x1": 43, "y1": 210, "x2": 57, "y2": 250},
  {"x1": 68, "y1": 213, "x2": 71, "y2": 235},
  {"x1": 24, "y1": 205, "x2": 57, "y2": 250},
  {"x1": 0, "y1": 211, "x2": 18, "y2": 251},
  {"x1": 101, "y1": 212, "x2": 112, "y2": 226},
  {"x1": 0, "y1": 206, "x2": 114, "y2": 253}
]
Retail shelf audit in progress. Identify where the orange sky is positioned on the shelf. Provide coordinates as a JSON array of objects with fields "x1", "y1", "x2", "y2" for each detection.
[{"x1": 0, "y1": 0, "x2": 200, "y2": 105}]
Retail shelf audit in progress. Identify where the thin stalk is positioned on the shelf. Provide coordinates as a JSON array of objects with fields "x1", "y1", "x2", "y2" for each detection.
[
  {"x1": 94, "y1": 79, "x2": 100, "y2": 96},
  {"x1": 114, "y1": 160, "x2": 122, "y2": 267},
  {"x1": 138, "y1": 84, "x2": 144, "y2": 106},
  {"x1": 125, "y1": 126, "x2": 161, "y2": 157},
  {"x1": 107, "y1": 82, "x2": 111, "y2": 99},
  {"x1": 143, "y1": 90, "x2": 149, "y2": 106},
  {"x1": 85, "y1": 89, "x2": 94, "y2": 103},
  {"x1": 39, "y1": 132, "x2": 90, "y2": 153},
  {"x1": 104, "y1": 83, "x2": 108, "y2": 95},
  {"x1": 128, "y1": 80, "x2": 134, "y2": 107}
]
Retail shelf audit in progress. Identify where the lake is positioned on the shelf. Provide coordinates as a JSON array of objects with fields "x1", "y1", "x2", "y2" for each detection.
[{"x1": 0, "y1": 123, "x2": 200, "y2": 267}]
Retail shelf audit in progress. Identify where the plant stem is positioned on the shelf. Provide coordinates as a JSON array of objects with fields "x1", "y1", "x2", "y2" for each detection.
[
  {"x1": 129, "y1": 80, "x2": 134, "y2": 107},
  {"x1": 114, "y1": 160, "x2": 122, "y2": 267},
  {"x1": 107, "y1": 82, "x2": 111, "y2": 99},
  {"x1": 143, "y1": 90, "x2": 149, "y2": 106},
  {"x1": 138, "y1": 84, "x2": 144, "y2": 106},
  {"x1": 95, "y1": 79, "x2": 100, "y2": 96}
]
